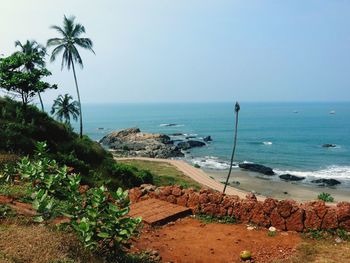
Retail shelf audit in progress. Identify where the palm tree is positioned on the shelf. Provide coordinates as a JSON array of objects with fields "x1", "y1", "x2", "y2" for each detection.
[
  {"x1": 51, "y1": 94, "x2": 80, "y2": 125},
  {"x1": 47, "y1": 15, "x2": 95, "y2": 138},
  {"x1": 223, "y1": 102, "x2": 240, "y2": 194},
  {"x1": 15, "y1": 40, "x2": 46, "y2": 111}
]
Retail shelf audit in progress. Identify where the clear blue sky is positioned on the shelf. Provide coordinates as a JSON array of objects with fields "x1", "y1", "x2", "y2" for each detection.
[{"x1": 1, "y1": 0, "x2": 350, "y2": 103}]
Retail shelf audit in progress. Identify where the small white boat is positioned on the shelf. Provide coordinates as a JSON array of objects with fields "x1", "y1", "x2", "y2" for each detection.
[
  {"x1": 329, "y1": 110, "x2": 336, "y2": 115},
  {"x1": 293, "y1": 110, "x2": 298, "y2": 113}
]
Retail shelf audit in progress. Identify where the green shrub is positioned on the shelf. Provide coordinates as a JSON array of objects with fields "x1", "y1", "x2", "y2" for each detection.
[
  {"x1": 110, "y1": 163, "x2": 153, "y2": 189},
  {"x1": 194, "y1": 164, "x2": 201, "y2": 168},
  {"x1": 318, "y1": 192, "x2": 334, "y2": 202},
  {"x1": 11, "y1": 143, "x2": 141, "y2": 255},
  {"x1": 71, "y1": 186, "x2": 141, "y2": 253}
]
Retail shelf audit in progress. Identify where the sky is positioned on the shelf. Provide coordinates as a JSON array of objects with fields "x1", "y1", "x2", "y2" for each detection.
[{"x1": 1, "y1": 0, "x2": 350, "y2": 104}]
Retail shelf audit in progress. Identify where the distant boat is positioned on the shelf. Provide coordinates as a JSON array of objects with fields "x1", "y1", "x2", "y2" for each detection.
[
  {"x1": 329, "y1": 110, "x2": 336, "y2": 115},
  {"x1": 293, "y1": 110, "x2": 299, "y2": 114}
]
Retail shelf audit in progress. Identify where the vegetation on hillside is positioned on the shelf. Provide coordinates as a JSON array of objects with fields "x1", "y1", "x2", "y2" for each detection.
[
  {"x1": 0, "y1": 97, "x2": 152, "y2": 189},
  {"x1": 0, "y1": 143, "x2": 147, "y2": 261},
  {"x1": 51, "y1": 93, "x2": 80, "y2": 125}
]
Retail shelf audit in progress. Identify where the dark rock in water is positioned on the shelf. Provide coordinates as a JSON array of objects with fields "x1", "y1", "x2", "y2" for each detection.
[
  {"x1": 171, "y1": 133, "x2": 184, "y2": 136},
  {"x1": 177, "y1": 140, "x2": 206, "y2": 150},
  {"x1": 311, "y1": 178, "x2": 341, "y2": 186},
  {"x1": 97, "y1": 127, "x2": 104, "y2": 130},
  {"x1": 185, "y1": 136, "x2": 197, "y2": 139},
  {"x1": 238, "y1": 163, "x2": 275, "y2": 175},
  {"x1": 279, "y1": 174, "x2": 305, "y2": 181},
  {"x1": 322, "y1": 144, "x2": 337, "y2": 148},
  {"x1": 203, "y1": 136, "x2": 213, "y2": 142},
  {"x1": 188, "y1": 140, "x2": 206, "y2": 147},
  {"x1": 177, "y1": 142, "x2": 192, "y2": 150},
  {"x1": 162, "y1": 124, "x2": 177, "y2": 127},
  {"x1": 99, "y1": 128, "x2": 184, "y2": 158}
]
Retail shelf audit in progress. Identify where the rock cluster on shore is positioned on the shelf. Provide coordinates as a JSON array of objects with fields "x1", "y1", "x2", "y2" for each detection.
[
  {"x1": 100, "y1": 128, "x2": 184, "y2": 158},
  {"x1": 100, "y1": 128, "x2": 209, "y2": 158},
  {"x1": 238, "y1": 163, "x2": 275, "y2": 175},
  {"x1": 238, "y1": 163, "x2": 342, "y2": 187}
]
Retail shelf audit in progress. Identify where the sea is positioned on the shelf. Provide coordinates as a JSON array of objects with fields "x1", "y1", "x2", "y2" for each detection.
[{"x1": 72, "y1": 102, "x2": 350, "y2": 187}]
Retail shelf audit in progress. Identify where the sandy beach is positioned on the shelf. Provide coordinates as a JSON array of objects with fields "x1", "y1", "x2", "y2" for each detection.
[
  {"x1": 207, "y1": 169, "x2": 350, "y2": 203},
  {"x1": 116, "y1": 157, "x2": 349, "y2": 203}
]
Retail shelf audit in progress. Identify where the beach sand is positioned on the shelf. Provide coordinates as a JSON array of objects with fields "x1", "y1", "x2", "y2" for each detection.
[
  {"x1": 206, "y1": 169, "x2": 350, "y2": 203},
  {"x1": 117, "y1": 157, "x2": 349, "y2": 203}
]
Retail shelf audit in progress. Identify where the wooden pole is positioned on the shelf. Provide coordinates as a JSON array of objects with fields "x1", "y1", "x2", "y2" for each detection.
[{"x1": 223, "y1": 102, "x2": 240, "y2": 194}]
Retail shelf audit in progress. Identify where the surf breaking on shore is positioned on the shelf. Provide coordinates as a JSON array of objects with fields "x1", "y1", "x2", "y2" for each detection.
[{"x1": 186, "y1": 156, "x2": 350, "y2": 188}]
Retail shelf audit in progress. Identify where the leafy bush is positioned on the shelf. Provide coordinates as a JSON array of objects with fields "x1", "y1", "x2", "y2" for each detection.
[
  {"x1": 110, "y1": 163, "x2": 153, "y2": 189},
  {"x1": 10, "y1": 142, "x2": 141, "y2": 255},
  {"x1": 15, "y1": 142, "x2": 82, "y2": 221},
  {"x1": 70, "y1": 186, "x2": 141, "y2": 253},
  {"x1": 318, "y1": 192, "x2": 334, "y2": 202}
]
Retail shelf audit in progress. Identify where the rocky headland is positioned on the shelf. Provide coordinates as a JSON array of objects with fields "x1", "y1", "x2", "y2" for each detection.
[
  {"x1": 100, "y1": 128, "x2": 207, "y2": 158},
  {"x1": 100, "y1": 128, "x2": 183, "y2": 158}
]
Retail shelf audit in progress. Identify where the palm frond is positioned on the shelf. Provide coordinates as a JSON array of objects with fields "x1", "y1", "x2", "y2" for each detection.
[
  {"x1": 72, "y1": 23, "x2": 86, "y2": 37},
  {"x1": 14, "y1": 40, "x2": 23, "y2": 49},
  {"x1": 50, "y1": 44, "x2": 65, "y2": 63},
  {"x1": 61, "y1": 48, "x2": 69, "y2": 70},
  {"x1": 75, "y1": 38, "x2": 95, "y2": 54},
  {"x1": 63, "y1": 15, "x2": 76, "y2": 36},
  {"x1": 71, "y1": 46, "x2": 83, "y2": 68},
  {"x1": 50, "y1": 25, "x2": 67, "y2": 38},
  {"x1": 47, "y1": 38, "x2": 64, "y2": 47}
]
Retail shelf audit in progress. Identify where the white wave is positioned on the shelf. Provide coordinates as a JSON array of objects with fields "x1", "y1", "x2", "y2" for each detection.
[
  {"x1": 263, "y1": 141, "x2": 273, "y2": 145},
  {"x1": 189, "y1": 156, "x2": 236, "y2": 170},
  {"x1": 183, "y1": 133, "x2": 198, "y2": 137},
  {"x1": 274, "y1": 165, "x2": 350, "y2": 180}
]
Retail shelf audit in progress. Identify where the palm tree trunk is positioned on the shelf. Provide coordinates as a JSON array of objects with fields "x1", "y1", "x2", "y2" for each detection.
[
  {"x1": 223, "y1": 103, "x2": 240, "y2": 194},
  {"x1": 71, "y1": 62, "x2": 83, "y2": 138},
  {"x1": 37, "y1": 91, "x2": 44, "y2": 111}
]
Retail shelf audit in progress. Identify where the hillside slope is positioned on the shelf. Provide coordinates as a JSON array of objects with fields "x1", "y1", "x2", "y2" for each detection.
[{"x1": 0, "y1": 97, "x2": 152, "y2": 189}]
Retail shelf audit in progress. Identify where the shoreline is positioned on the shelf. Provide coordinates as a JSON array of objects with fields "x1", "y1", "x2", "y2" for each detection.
[
  {"x1": 205, "y1": 168, "x2": 350, "y2": 202},
  {"x1": 115, "y1": 156, "x2": 349, "y2": 203}
]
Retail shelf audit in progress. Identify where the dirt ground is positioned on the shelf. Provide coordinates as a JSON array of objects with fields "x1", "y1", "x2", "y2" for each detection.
[{"x1": 132, "y1": 217, "x2": 302, "y2": 263}]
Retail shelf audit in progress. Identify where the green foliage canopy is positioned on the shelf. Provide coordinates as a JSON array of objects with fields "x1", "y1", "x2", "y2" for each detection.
[{"x1": 0, "y1": 52, "x2": 57, "y2": 107}]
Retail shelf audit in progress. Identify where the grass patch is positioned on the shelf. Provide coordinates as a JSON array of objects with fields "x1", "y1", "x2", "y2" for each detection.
[
  {"x1": 317, "y1": 192, "x2": 334, "y2": 202},
  {"x1": 195, "y1": 214, "x2": 238, "y2": 224},
  {"x1": 279, "y1": 229, "x2": 350, "y2": 262},
  {"x1": 0, "y1": 224, "x2": 100, "y2": 263},
  {"x1": 303, "y1": 228, "x2": 350, "y2": 241},
  {"x1": 118, "y1": 160, "x2": 201, "y2": 190},
  {"x1": 280, "y1": 240, "x2": 350, "y2": 263},
  {"x1": 0, "y1": 222, "x2": 157, "y2": 263},
  {"x1": 0, "y1": 182, "x2": 31, "y2": 200}
]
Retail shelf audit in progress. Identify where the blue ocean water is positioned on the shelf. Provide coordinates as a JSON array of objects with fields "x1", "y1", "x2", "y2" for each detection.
[{"x1": 73, "y1": 102, "x2": 350, "y2": 184}]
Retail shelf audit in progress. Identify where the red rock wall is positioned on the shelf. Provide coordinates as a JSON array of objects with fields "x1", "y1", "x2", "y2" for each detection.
[{"x1": 129, "y1": 185, "x2": 350, "y2": 232}]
